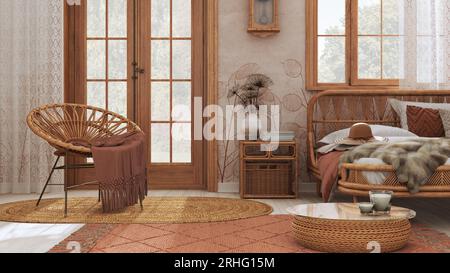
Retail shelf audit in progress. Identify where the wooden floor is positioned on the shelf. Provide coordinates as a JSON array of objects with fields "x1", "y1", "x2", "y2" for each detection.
[{"x1": 0, "y1": 190, "x2": 449, "y2": 253}]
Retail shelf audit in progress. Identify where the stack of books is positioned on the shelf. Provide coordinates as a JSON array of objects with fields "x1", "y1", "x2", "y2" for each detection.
[{"x1": 260, "y1": 131, "x2": 296, "y2": 142}]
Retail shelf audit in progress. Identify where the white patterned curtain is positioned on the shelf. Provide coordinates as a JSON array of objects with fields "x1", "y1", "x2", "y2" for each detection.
[
  {"x1": 0, "y1": 0, "x2": 64, "y2": 193},
  {"x1": 400, "y1": 0, "x2": 450, "y2": 89}
]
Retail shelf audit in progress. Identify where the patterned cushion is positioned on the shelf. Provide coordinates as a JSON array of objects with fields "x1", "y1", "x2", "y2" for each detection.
[
  {"x1": 406, "y1": 106, "x2": 445, "y2": 137},
  {"x1": 439, "y1": 109, "x2": 450, "y2": 137},
  {"x1": 389, "y1": 99, "x2": 450, "y2": 130}
]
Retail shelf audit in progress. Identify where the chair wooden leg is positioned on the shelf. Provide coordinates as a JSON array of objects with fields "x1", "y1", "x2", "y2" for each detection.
[
  {"x1": 36, "y1": 156, "x2": 60, "y2": 207},
  {"x1": 353, "y1": 196, "x2": 359, "y2": 203}
]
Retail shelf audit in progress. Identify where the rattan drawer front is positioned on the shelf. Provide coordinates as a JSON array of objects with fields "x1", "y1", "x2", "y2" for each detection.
[
  {"x1": 270, "y1": 144, "x2": 296, "y2": 158},
  {"x1": 243, "y1": 144, "x2": 269, "y2": 158},
  {"x1": 244, "y1": 163, "x2": 293, "y2": 197}
]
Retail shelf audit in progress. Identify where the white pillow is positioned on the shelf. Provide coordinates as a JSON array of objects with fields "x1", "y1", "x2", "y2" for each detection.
[
  {"x1": 389, "y1": 99, "x2": 450, "y2": 130},
  {"x1": 318, "y1": 125, "x2": 418, "y2": 144}
]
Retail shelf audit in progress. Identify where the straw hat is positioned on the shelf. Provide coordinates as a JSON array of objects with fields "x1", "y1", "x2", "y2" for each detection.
[{"x1": 335, "y1": 123, "x2": 387, "y2": 146}]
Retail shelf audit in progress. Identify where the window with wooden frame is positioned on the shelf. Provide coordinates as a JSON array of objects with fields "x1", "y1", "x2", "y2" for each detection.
[{"x1": 306, "y1": 0, "x2": 402, "y2": 90}]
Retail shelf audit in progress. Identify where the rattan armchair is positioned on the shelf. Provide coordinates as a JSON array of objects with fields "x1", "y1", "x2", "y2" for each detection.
[{"x1": 27, "y1": 104, "x2": 141, "y2": 216}]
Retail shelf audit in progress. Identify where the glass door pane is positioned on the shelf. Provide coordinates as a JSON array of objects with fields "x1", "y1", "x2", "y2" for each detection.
[
  {"x1": 150, "y1": 0, "x2": 192, "y2": 164},
  {"x1": 86, "y1": 0, "x2": 128, "y2": 117}
]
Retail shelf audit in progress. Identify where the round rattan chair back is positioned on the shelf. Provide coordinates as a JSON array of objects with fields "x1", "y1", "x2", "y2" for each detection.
[{"x1": 27, "y1": 104, "x2": 141, "y2": 156}]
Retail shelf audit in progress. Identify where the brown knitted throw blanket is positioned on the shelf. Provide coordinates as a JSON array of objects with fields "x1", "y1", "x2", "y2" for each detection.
[{"x1": 91, "y1": 131, "x2": 148, "y2": 213}]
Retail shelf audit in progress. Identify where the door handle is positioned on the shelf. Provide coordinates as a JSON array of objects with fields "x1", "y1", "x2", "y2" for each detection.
[
  {"x1": 132, "y1": 62, "x2": 145, "y2": 79},
  {"x1": 135, "y1": 67, "x2": 145, "y2": 74}
]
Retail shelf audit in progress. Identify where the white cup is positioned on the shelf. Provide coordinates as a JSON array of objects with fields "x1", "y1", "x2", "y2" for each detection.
[{"x1": 370, "y1": 191, "x2": 392, "y2": 212}]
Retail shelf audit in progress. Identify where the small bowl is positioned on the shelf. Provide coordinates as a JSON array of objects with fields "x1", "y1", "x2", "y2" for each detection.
[{"x1": 359, "y1": 202, "x2": 374, "y2": 214}]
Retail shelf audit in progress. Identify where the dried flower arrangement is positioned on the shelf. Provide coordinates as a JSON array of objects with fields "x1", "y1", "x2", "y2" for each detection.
[
  {"x1": 227, "y1": 74, "x2": 274, "y2": 108},
  {"x1": 218, "y1": 73, "x2": 274, "y2": 184}
]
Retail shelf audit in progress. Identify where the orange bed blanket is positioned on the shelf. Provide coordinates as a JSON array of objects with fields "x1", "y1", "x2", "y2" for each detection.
[{"x1": 317, "y1": 151, "x2": 343, "y2": 202}]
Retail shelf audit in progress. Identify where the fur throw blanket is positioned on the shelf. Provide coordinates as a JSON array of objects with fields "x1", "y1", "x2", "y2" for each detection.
[{"x1": 340, "y1": 139, "x2": 450, "y2": 193}]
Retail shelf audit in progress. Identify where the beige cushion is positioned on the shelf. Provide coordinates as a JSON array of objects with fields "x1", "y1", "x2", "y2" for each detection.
[
  {"x1": 389, "y1": 99, "x2": 450, "y2": 130},
  {"x1": 439, "y1": 109, "x2": 450, "y2": 137}
]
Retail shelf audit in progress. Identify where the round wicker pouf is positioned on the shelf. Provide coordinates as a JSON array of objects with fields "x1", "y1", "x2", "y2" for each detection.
[{"x1": 288, "y1": 203, "x2": 416, "y2": 253}]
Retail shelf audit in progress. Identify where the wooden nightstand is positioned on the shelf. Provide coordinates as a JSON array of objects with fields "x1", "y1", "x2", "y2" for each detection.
[{"x1": 240, "y1": 141, "x2": 298, "y2": 199}]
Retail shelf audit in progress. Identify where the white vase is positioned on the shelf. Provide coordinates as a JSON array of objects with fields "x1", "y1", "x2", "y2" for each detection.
[
  {"x1": 246, "y1": 111, "x2": 259, "y2": 140},
  {"x1": 239, "y1": 108, "x2": 260, "y2": 141}
]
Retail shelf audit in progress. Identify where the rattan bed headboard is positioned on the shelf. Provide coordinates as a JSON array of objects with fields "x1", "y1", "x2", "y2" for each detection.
[{"x1": 306, "y1": 89, "x2": 450, "y2": 175}]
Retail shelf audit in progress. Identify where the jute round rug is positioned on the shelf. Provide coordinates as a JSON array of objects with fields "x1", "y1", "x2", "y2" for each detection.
[{"x1": 0, "y1": 197, "x2": 273, "y2": 224}]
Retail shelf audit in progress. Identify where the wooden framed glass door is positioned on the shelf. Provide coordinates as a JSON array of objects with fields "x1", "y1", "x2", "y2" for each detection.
[
  {"x1": 137, "y1": 0, "x2": 204, "y2": 189},
  {"x1": 65, "y1": 0, "x2": 205, "y2": 189}
]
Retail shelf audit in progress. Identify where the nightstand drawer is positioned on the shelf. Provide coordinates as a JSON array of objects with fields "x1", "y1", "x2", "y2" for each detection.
[
  {"x1": 243, "y1": 144, "x2": 269, "y2": 158},
  {"x1": 245, "y1": 162, "x2": 292, "y2": 196},
  {"x1": 270, "y1": 144, "x2": 296, "y2": 158}
]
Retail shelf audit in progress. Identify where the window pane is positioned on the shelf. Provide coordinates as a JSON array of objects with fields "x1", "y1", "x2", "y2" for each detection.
[
  {"x1": 173, "y1": 0, "x2": 192, "y2": 37},
  {"x1": 318, "y1": 0, "x2": 346, "y2": 35},
  {"x1": 172, "y1": 40, "x2": 191, "y2": 79},
  {"x1": 382, "y1": 0, "x2": 402, "y2": 35},
  {"x1": 108, "y1": 40, "x2": 127, "y2": 79},
  {"x1": 358, "y1": 0, "x2": 381, "y2": 35},
  {"x1": 151, "y1": 124, "x2": 171, "y2": 163},
  {"x1": 358, "y1": 36, "x2": 381, "y2": 79},
  {"x1": 382, "y1": 37, "x2": 401, "y2": 79},
  {"x1": 172, "y1": 82, "x2": 191, "y2": 122},
  {"x1": 172, "y1": 123, "x2": 191, "y2": 163},
  {"x1": 151, "y1": 40, "x2": 170, "y2": 79},
  {"x1": 151, "y1": 0, "x2": 171, "y2": 37},
  {"x1": 87, "y1": 0, "x2": 106, "y2": 38},
  {"x1": 318, "y1": 37, "x2": 346, "y2": 83},
  {"x1": 151, "y1": 82, "x2": 171, "y2": 121},
  {"x1": 87, "y1": 40, "x2": 106, "y2": 79},
  {"x1": 108, "y1": 0, "x2": 127, "y2": 38},
  {"x1": 108, "y1": 82, "x2": 127, "y2": 117},
  {"x1": 87, "y1": 82, "x2": 106, "y2": 109}
]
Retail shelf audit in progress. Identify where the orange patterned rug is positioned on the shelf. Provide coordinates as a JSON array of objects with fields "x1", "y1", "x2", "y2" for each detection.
[{"x1": 50, "y1": 215, "x2": 450, "y2": 253}]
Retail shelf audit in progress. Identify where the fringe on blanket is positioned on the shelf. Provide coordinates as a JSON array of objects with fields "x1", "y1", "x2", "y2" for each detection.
[{"x1": 99, "y1": 172, "x2": 148, "y2": 213}]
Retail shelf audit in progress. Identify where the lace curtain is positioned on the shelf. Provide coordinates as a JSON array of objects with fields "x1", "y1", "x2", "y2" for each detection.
[
  {"x1": 0, "y1": 0, "x2": 63, "y2": 193},
  {"x1": 400, "y1": 0, "x2": 450, "y2": 89}
]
